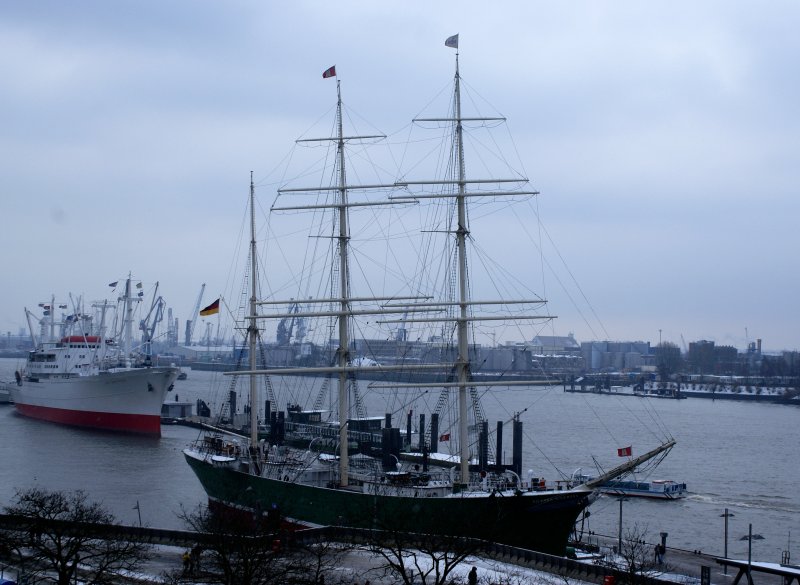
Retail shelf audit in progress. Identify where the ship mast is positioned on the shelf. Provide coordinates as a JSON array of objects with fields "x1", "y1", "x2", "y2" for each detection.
[
  {"x1": 400, "y1": 48, "x2": 544, "y2": 485},
  {"x1": 236, "y1": 75, "x2": 427, "y2": 483},
  {"x1": 334, "y1": 80, "x2": 351, "y2": 487},
  {"x1": 271, "y1": 80, "x2": 392, "y2": 486},
  {"x1": 49, "y1": 295, "x2": 56, "y2": 342},
  {"x1": 123, "y1": 277, "x2": 133, "y2": 358},
  {"x1": 453, "y1": 53, "x2": 471, "y2": 485},
  {"x1": 249, "y1": 172, "x2": 259, "y2": 447}
]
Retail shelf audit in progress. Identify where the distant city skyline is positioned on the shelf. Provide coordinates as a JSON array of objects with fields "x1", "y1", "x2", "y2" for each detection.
[{"x1": 1, "y1": 322, "x2": 790, "y2": 356}]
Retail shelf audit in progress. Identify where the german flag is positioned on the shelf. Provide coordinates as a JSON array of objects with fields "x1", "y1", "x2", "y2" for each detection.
[{"x1": 199, "y1": 298, "x2": 220, "y2": 316}]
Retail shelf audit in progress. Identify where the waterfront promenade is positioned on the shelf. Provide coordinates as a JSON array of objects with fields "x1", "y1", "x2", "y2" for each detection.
[
  {"x1": 129, "y1": 537, "x2": 789, "y2": 585},
  {"x1": 583, "y1": 533, "x2": 788, "y2": 585},
  {"x1": 1, "y1": 528, "x2": 790, "y2": 585}
]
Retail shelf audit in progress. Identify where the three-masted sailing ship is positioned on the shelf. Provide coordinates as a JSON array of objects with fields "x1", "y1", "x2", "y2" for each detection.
[{"x1": 184, "y1": 42, "x2": 674, "y2": 555}]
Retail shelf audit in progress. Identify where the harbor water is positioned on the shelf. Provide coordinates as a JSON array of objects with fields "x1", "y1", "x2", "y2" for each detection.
[{"x1": 0, "y1": 357, "x2": 797, "y2": 565}]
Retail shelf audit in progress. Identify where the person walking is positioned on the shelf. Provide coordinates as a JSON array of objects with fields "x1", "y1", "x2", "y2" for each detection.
[
  {"x1": 182, "y1": 550, "x2": 191, "y2": 575},
  {"x1": 468, "y1": 566, "x2": 478, "y2": 585},
  {"x1": 191, "y1": 545, "x2": 201, "y2": 573}
]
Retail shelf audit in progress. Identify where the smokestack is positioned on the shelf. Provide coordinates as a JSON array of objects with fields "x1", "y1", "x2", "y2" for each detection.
[
  {"x1": 757, "y1": 339, "x2": 762, "y2": 354},
  {"x1": 512, "y1": 417, "x2": 523, "y2": 476},
  {"x1": 479, "y1": 421, "x2": 489, "y2": 471},
  {"x1": 430, "y1": 413, "x2": 439, "y2": 454},
  {"x1": 495, "y1": 420, "x2": 503, "y2": 472}
]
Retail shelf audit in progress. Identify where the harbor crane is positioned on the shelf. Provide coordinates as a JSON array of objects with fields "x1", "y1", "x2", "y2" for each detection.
[
  {"x1": 184, "y1": 283, "x2": 205, "y2": 346},
  {"x1": 139, "y1": 282, "x2": 165, "y2": 363}
]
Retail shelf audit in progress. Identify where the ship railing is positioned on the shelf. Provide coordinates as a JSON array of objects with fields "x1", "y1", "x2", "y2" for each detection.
[
  {"x1": 196, "y1": 435, "x2": 245, "y2": 458},
  {"x1": 286, "y1": 422, "x2": 340, "y2": 440},
  {"x1": 465, "y1": 470, "x2": 525, "y2": 493},
  {"x1": 259, "y1": 461, "x2": 305, "y2": 480},
  {"x1": 463, "y1": 472, "x2": 568, "y2": 494},
  {"x1": 256, "y1": 446, "x2": 337, "y2": 482},
  {"x1": 350, "y1": 465, "x2": 455, "y2": 488},
  {"x1": 286, "y1": 421, "x2": 381, "y2": 444}
]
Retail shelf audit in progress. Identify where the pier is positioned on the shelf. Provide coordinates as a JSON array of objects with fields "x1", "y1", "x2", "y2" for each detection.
[{"x1": 716, "y1": 558, "x2": 800, "y2": 585}]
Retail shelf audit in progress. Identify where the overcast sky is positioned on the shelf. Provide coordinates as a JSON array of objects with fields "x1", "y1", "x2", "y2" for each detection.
[{"x1": 2, "y1": 1, "x2": 798, "y2": 352}]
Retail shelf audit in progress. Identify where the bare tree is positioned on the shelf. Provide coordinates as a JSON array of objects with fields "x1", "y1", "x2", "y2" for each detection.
[
  {"x1": 488, "y1": 571, "x2": 560, "y2": 585},
  {"x1": 655, "y1": 342, "x2": 683, "y2": 381},
  {"x1": 291, "y1": 530, "x2": 356, "y2": 585},
  {"x1": 174, "y1": 504, "x2": 353, "y2": 585},
  {"x1": 173, "y1": 503, "x2": 291, "y2": 585},
  {"x1": 0, "y1": 487, "x2": 151, "y2": 585},
  {"x1": 596, "y1": 524, "x2": 668, "y2": 585},
  {"x1": 367, "y1": 529, "x2": 483, "y2": 585}
]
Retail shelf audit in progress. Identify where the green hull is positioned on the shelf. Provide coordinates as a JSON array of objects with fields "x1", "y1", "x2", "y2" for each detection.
[{"x1": 184, "y1": 451, "x2": 592, "y2": 555}]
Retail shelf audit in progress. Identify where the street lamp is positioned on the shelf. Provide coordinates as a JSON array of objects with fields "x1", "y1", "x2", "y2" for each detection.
[
  {"x1": 720, "y1": 508, "x2": 735, "y2": 575},
  {"x1": 617, "y1": 496, "x2": 628, "y2": 554},
  {"x1": 747, "y1": 523, "x2": 753, "y2": 580},
  {"x1": 740, "y1": 524, "x2": 764, "y2": 581},
  {"x1": 133, "y1": 500, "x2": 142, "y2": 527}
]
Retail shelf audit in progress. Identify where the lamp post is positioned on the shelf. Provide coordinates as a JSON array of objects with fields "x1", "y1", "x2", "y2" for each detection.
[
  {"x1": 739, "y1": 523, "x2": 764, "y2": 584},
  {"x1": 720, "y1": 508, "x2": 734, "y2": 575},
  {"x1": 133, "y1": 500, "x2": 142, "y2": 527},
  {"x1": 617, "y1": 496, "x2": 628, "y2": 554}
]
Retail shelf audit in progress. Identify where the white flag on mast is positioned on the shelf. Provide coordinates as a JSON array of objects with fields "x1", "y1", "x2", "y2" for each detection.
[{"x1": 445, "y1": 34, "x2": 459, "y2": 49}]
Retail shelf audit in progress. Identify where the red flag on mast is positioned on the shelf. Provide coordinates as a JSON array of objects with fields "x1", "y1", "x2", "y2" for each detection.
[
  {"x1": 617, "y1": 446, "x2": 632, "y2": 457},
  {"x1": 322, "y1": 65, "x2": 336, "y2": 79}
]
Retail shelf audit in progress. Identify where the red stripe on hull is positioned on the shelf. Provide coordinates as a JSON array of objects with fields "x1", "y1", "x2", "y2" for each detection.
[{"x1": 14, "y1": 402, "x2": 162, "y2": 436}]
